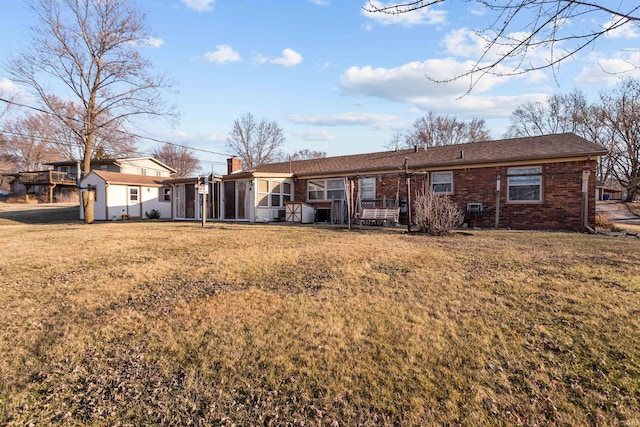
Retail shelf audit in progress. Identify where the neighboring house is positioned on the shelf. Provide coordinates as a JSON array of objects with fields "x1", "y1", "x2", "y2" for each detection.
[
  {"x1": 48, "y1": 157, "x2": 176, "y2": 178},
  {"x1": 80, "y1": 170, "x2": 173, "y2": 221},
  {"x1": 596, "y1": 179, "x2": 625, "y2": 201},
  {"x1": 11, "y1": 157, "x2": 177, "y2": 203},
  {"x1": 216, "y1": 133, "x2": 607, "y2": 231}
]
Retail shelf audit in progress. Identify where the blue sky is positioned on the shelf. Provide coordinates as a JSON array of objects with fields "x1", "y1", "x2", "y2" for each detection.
[{"x1": 1, "y1": 0, "x2": 639, "y2": 174}]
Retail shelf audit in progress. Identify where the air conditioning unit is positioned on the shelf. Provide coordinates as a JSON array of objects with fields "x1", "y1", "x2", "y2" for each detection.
[{"x1": 467, "y1": 202, "x2": 483, "y2": 214}]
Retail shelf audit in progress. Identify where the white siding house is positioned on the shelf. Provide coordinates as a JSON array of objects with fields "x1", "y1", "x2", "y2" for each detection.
[
  {"x1": 80, "y1": 170, "x2": 172, "y2": 221},
  {"x1": 115, "y1": 158, "x2": 175, "y2": 177}
]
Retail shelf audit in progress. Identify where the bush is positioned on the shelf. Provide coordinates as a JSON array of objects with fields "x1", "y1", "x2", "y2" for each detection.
[
  {"x1": 413, "y1": 190, "x2": 464, "y2": 235},
  {"x1": 145, "y1": 209, "x2": 161, "y2": 219},
  {"x1": 595, "y1": 213, "x2": 615, "y2": 230}
]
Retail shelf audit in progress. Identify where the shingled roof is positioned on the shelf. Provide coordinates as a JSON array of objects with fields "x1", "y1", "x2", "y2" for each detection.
[
  {"x1": 228, "y1": 133, "x2": 607, "y2": 179},
  {"x1": 91, "y1": 170, "x2": 167, "y2": 186}
]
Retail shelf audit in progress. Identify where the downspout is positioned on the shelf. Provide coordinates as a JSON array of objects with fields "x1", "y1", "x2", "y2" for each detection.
[{"x1": 105, "y1": 182, "x2": 109, "y2": 220}]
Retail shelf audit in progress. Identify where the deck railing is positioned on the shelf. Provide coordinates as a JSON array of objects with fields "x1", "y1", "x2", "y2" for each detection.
[{"x1": 19, "y1": 170, "x2": 78, "y2": 185}]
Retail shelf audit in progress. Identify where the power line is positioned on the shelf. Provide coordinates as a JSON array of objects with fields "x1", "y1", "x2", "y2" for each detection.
[
  {"x1": 1, "y1": 130, "x2": 228, "y2": 168},
  {"x1": 0, "y1": 97, "x2": 232, "y2": 157}
]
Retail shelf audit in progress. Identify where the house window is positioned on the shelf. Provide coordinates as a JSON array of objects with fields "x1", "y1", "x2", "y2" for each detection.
[
  {"x1": 359, "y1": 177, "x2": 376, "y2": 200},
  {"x1": 257, "y1": 179, "x2": 269, "y2": 207},
  {"x1": 59, "y1": 166, "x2": 70, "y2": 173},
  {"x1": 160, "y1": 187, "x2": 171, "y2": 202},
  {"x1": 129, "y1": 187, "x2": 139, "y2": 201},
  {"x1": 431, "y1": 172, "x2": 453, "y2": 194},
  {"x1": 308, "y1": 179, "x2": 345, "y2": 200},
  {"x1": 141, "y1": 168, "x2": 147, "y2": 176},
  {"x1": 257, "y1": 179, "x2": 292, "y2": 207},
  {"x1": 508, "y1": 166, "x2": 542, "y2": 202},
  {"x1": 156, "y1": 170, "x2": 162, "y2": 177},
  {"x1": 308, "y1": 181, "x2": 325, "y2": 200}
]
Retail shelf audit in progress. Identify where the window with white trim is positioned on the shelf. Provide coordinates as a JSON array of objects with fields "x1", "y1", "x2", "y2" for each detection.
[
  {"x1": 508, "y1": 166, "x2": 542, "y2": 202},
  {"x1": 308, "y1": 179, "x2": 345, "y2": 200},
  {"x1": 160, "y1": 187, "x2": 171, "y2": 202},
  {"x1": 140, "y1": 168, "x2": 147, "y2": 176},
  {"x1": 431, "y1": 171, "x2": 453, "y2": 194},
  {"x1": 257, "y1": 179, "x2": 292, "y2": 208},
  {"x1": 129, "y1": 187, "x2": 139, "y2": 201},
  {"x1": 359, "y1": 177, "x2": 376, "y2": 200}
]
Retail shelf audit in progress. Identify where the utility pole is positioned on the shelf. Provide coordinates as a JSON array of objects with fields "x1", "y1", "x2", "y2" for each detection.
[
  {"x1": 404, "y1": 157, "x2": 411, "y2": 233},
  {"x1": 495, "y1": 175, "x2": 501, "y2": 229},
  {"x1": 196, "y1": 175, "x2": 208, "y2": 227}
]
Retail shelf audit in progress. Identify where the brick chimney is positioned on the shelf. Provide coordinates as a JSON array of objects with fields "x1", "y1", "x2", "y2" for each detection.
[{"x1": 227, "y1": 157, "x2": 242, "y2": 174}]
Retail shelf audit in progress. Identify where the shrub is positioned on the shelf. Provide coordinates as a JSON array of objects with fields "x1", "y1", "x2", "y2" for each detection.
[
  {"x1": 145, "y1": 209, "x2": 161, "y2": 219},
  {"x1": 413, "y1": 190, "x2": 464, "y2": 235},
  {"x1": 595, "y1": 213, "x2": 614, "y2": 230}
]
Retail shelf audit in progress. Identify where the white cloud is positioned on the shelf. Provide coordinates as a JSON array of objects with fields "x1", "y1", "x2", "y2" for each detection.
[
  {"x1": 0, "y1": 78, "x2": 28, "y2": 101},
  {"x1": 442, "y1": 28, "x2": 486, "y2": 58},
  {"x1": 469, "y1": 7, "x2": 485, "y2": 17},
  {"x1": 575, "y1": 51, "x2": 640, "y2": 85},
  {"x1": 441, "y1": 27, "x2": 568, "y2": 80},
  {"x1": 271, "y1": 48, "x2": 303, "y2": 67},
  {"x1": 127, "y1": 37, "x2": 164, "y2": 48},
  {"x1": 288, "y1": 112, "x2": 400, "y2": 129},
  {"x1": 293, "y1": 129, "x2": 336, "y2": 141},
  {"x1": 338, "y1": 59, "x2": 551, "y2": 121},
  {"x1": 182, "y1": 0, "x2": 215, "y2": 12},
  {"x1": 603, "y1": 17, "x2": 640, "y2": 39},
  {"x1": 340, "y1": 58, "x2": 505, "y2": 99},
  {"x1": 145, "y1": 37, "x2": 164, "y2": 48},
  {"x1": 204, "y1": 45, "x2": 241, "y2": 64},
  {"x1": 362, "y1": 0, "x2": 446, "y2": 27},
  {"x1": 309, "y1": 0, "x2": 330, "y2": 6}
]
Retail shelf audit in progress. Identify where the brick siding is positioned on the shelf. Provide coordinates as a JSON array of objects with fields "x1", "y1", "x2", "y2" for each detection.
[{"x1": 294, "y1": 159, "x2": 597, "y2": 231}]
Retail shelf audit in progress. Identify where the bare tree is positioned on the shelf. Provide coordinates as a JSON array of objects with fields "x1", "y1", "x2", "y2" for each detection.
[
  {"x1": 288, "y1": 149, "x2": 327, "y2": 161},
  {"x1": 364, "y1": 1, "x2": 640, "y2": 92},
  {"x1": 505, "y1": 89, "x2": 618, "y2": 183},
  {"x1": 505, "y1": 82, "x2": 640, "y2": 198},
  {"x1": 505, "y1": 91, "x2": 591, "y2": 138},
  {"x1": 152, "y1": 143, "x2": 200, "y2": 178},
  {"x1": 226, "y1": 113, "x2": 285, "y2": 168},
  {"x1": 47, "y1": 97, "x2": 137, "y2": 162},
  {"x1": 599, "y1": 78, "x2": 640, "y2": 202},
  {"x1": 384, "y1": 131, "x2": 405, "y2": 151},
  {"x1": 6, "y1": 0, "x2": 176, "y2": 177},
  {"x1": 404, "y1": 111, "x2": 491, "y2": 148},
  {"x1": 1, "y1": 112, "x2": 61, "y2": 171}
]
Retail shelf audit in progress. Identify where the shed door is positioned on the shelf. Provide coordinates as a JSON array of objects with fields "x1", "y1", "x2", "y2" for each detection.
[{"x1": 127, "y1": 186, "x2": 141, "y2": 217}]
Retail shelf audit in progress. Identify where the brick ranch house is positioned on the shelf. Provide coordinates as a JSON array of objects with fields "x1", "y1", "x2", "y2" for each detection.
[{"x1": 209, "y1": 133, "x2": 607, "y2": 231}]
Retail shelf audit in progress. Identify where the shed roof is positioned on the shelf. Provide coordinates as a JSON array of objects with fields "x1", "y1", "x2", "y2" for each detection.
[
  {"x1": 88, "y1": 170, "x2": 168, "y2": 187},
  {"x1": 228, "y1": 133, "x2": 607, "y2": 179}
]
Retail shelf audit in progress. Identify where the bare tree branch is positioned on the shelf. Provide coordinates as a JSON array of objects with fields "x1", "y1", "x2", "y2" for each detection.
[
  {"x1": 226, "y1": 113, "x2": 285, "y2": 168},
  {"x1": 151, "y1": 143, "x2": 200, "y2": 178},
  {"x1": 5, "y1": 0, "x2": 177, "y2": 176},
  {"x1": 364, "y1": 1, "x2": 640, "y2": 93}
]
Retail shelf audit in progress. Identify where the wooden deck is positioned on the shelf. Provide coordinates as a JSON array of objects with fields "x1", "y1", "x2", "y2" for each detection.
[
  {"x1": 19, "y1": 170, "x2": 78, "y2": 185},
  {"x1": 19, "y1": 170, "x2": 78, "y2": 203}
]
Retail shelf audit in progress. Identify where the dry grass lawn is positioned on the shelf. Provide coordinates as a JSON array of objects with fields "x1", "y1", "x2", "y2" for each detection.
[{"x1": 0, "y1": 219, "x2": 639, "y2": 425}]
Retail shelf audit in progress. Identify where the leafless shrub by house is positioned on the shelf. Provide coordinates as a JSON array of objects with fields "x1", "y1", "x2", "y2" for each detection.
[
  {"x1": 413, "y1": 190, "x2": 464, "y2": 235},
  {"x1": 595, "y1": 213, "x2": 615, "y2": 231}
]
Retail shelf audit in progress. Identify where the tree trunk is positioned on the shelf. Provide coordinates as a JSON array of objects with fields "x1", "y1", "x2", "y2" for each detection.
[{"x1": 82, "y1": 189, "x2": 95, "y2": 223}]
